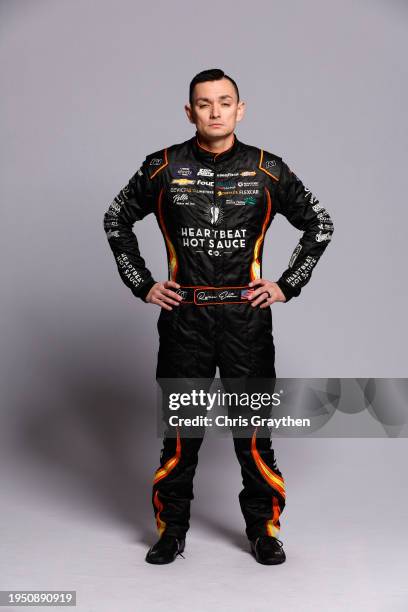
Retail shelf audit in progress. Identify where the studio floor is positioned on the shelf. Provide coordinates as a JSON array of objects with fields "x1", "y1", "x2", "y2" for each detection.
[{"x1": 1, "y1": 438, "x2": 407, "y2": 612}]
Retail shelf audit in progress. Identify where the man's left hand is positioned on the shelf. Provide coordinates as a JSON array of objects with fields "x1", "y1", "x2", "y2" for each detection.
[{"x1": 247, "y1": 279, "x2": 287, "y2": 307}]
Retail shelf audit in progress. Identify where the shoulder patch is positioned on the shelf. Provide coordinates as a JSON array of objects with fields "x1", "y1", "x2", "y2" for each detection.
[
  {"x1": 258, "y1": 149, "x2": 282, "y2": 182},
  {"x1": 145, "y1": 149, "x2": 168, "y2": 179}
]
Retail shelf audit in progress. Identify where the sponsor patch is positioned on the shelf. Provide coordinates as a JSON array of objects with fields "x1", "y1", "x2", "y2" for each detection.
[
  {"x1": 216, "y1": 179, "x2": 236, "y2": 189},
  {"x1": 237, "y1": 181, "x2": 259, "y2": 187},
  {"x1": 197, "y1": 168, "x2": 214, "y2": 177},
  {"x1": 169, "y1": 163, "x2": 198, "y2": 178},
  {"x1": 171, "y1": 178, "x2": 195, "y2": 185},
  {"x1": 289, "y1": 244, "x2": 302, "y2": 268}
]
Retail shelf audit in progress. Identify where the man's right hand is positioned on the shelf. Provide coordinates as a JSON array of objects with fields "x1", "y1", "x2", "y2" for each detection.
[{"x1": 145, "y1": 280, "x2": 183, "y2": 310}]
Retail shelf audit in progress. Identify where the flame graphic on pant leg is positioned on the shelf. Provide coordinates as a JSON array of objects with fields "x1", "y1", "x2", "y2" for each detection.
[
  {"x1": 266, "y1": 496, "x2": 282, "y2": 537},
  {"x1": 250, "y1": 428, "x2": 285, "y2": 498},
  {"x1": 153, "y1": 429, "x2": 182, "y2": 485},
  {"x1": 152, "y1": 429, "x2": 182, "y2": 536},
  {"x1": 153, "y1": 490, "x2": 166, "y2": 536},
  {"x1": 251, "y1": 427, "x2": 285, "y2": 536}
]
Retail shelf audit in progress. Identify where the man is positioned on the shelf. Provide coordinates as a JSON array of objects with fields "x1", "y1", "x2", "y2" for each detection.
[{"x1": 103, "y1": 68, "x2": 334, "y2": 565}]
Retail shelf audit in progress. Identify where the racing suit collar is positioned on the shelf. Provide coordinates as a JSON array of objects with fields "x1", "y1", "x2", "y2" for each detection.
[{"x1": 190, "y1": 130, "x2": 240, "y2": 163}]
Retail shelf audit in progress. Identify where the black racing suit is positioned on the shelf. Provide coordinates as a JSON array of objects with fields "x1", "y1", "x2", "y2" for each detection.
[{"x1": 103, "y1": 131, "x2": 334, "y2": 540}]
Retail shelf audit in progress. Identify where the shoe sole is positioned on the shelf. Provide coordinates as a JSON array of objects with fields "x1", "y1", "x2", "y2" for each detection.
[{"x1": 145, "y1": 556, "x2": 177, "y2": 565}]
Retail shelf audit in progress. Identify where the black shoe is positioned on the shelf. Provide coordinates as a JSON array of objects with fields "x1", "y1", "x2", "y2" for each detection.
[
  {"x1": 145, "y1": 535, "x2": 186, "y2": 565},
  {"x1": 250, "y1": 536, "x2": 286, "y2": 565}
]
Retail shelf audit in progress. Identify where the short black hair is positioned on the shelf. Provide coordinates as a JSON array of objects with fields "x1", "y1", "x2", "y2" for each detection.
[{"x1": 189, "y1": 68, "x2": 240, "y2": 105}]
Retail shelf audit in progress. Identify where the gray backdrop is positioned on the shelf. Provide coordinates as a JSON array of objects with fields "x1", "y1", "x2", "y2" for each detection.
[{"x1": 1, "y1": 1, "x2": 407, "y2": 611}]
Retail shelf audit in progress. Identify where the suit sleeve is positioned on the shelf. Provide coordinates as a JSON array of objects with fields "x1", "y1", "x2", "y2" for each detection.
[
  {"x1": 275, "y1": 160, "x2": 334, "y2": 302},
  {"x1": 103, "y1": 158, "x2": 157, "y2": 301}
]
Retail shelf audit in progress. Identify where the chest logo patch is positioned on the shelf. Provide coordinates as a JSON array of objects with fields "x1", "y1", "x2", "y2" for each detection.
[{"x1": 207, "y1": 204, "x2": 223, "y2": 226}]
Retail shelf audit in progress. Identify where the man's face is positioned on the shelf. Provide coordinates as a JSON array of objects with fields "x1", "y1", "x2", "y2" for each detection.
[{"x1": 185, "y1": 77, "x2": 245, "y2": 140}]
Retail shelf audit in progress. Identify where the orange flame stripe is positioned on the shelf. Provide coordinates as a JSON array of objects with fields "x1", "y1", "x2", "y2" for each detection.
[
  {"x1": 153, "y1": 490, "x2": 166, "y2": 535},
  {"x1": 149, "y1": 148, "x2": 168, "y2": 179},
  {"x1": 153, "y1": 428, "x2": 181, "y2": 485},
  {"x1": 157, "y1": 187, "x2": 178, "y2": 281},
  {"x1": 258, "y1": 149, "x2": 279, "y2": 181},
  {"x1": 153, "y1": 429, "x2": 181, "y2": 536},
  {"x1": 266, "y1": 496, "x2": 281, "y2": 537},
  {"x1": 250, "y1": 187, "x2": 272, "y2": 281},
  {"x1": 251, "y1": 428, "x2": 286, "y2": 498}
]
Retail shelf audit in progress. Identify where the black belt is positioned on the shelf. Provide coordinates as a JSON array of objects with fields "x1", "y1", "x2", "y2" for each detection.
[{"x1": 176, "y1": 286, "x2": 254, "y2": 306}]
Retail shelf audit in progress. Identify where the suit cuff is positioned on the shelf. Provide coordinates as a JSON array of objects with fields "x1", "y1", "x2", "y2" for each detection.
[
  {"x1": 133, "y1": 277, "x2": 156, "y2": 302},
  {"x1": 276, "y1": 279, "x2": 300, "y2": 303}
]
